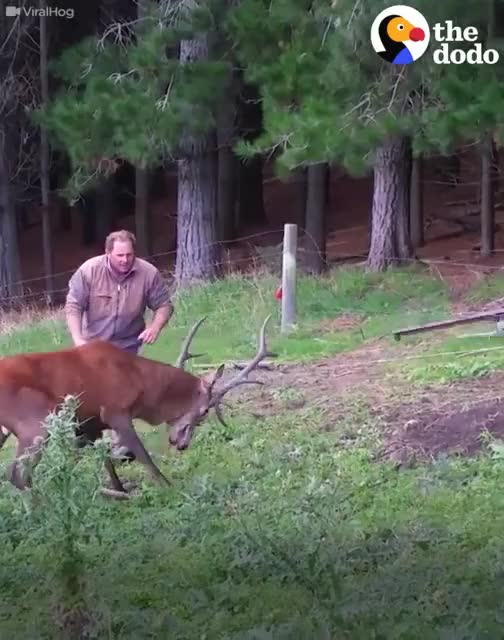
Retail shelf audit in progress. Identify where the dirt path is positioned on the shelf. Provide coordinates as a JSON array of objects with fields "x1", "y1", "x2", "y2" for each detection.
[
  {"x1": 380, "y1": 373, "x2": 504, "y2": 465},
  {"x1": 226, "y1": 338, "x2": 390, "y2": 415},
  {"x1": 229, "y1": 332, "x2": 504, "y2": 466}
]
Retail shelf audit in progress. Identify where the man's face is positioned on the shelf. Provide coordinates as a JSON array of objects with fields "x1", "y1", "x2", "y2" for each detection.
[{"x1": 107, "y1": 240, "x2": 135, "y2": 274}]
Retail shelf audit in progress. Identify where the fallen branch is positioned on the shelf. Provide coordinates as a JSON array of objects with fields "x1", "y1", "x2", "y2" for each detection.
[{"x1": 393, "y1": 308, "x2": 504, "y2": 340}]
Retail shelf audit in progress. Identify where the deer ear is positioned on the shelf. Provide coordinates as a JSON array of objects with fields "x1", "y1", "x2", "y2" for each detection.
[{"x1": 202, "y1": 363, "x2": 225, "y2": 390}]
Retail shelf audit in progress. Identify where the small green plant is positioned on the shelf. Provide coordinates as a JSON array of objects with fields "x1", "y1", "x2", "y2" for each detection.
[{"x1": 27, "y1": 396, "x2": 109, "y2": 637}]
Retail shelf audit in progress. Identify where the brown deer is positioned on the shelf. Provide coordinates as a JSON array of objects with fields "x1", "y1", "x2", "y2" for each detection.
[{"x1": 0, "y1": 315, "x2": 274, "y2": 495}]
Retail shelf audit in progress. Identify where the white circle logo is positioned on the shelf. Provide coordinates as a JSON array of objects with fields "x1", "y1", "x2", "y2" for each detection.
[{"x1": 371, "y1": 5, "x2": 430, "y2": 64}]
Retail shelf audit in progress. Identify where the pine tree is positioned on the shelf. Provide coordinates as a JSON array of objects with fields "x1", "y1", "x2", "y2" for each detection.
[
  {"x1": 36, "y1": 2, "x2": 230, "y2": 285},
  {"x1": 228, "y1": 0, "x2": 504, "y2": 269},
  {"x1": 0, "y1": 2, "x2": 37, "y2": 300}
]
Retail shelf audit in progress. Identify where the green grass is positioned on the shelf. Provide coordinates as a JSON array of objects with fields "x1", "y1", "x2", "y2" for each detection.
[
  {"x1": 0, "y1": 265, "x2": 451, "y2": 364},
  {"x1": 3, "y1": 406, "x2": 504, "y2": 638},
  {"x1": 465, "y1": 273, "x2": 504, "y2": 305},
  {"x1": 5, "y1": 266, "x2": 504, "y2": 638},
  {"x1": 394, "y1": 319, "x2": 504, "y2": 386},
  {"x1": 0, "y1": 316, "x2": 70, "y2": 355},
  {"x1": 382, "y1": 273, "x2": 504, "y2": 386},
  {"x1": 144, "y1": 265, "x2": 451, "y2": 366}
]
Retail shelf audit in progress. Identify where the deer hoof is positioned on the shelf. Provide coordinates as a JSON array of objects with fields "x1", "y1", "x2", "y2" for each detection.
[
  {"x1": 111, "y1": 446, "x2": 137, "y2": 463},
  {"x1": 100, "y1": 487, "x2": 131, "y2": 500}
]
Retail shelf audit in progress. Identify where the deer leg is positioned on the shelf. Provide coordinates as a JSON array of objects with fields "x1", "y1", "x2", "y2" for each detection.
[
  {"x1": 104, "y1": 412, "x2": 170, "y2": 486},
  {"x1": 82, "y1": 415, "x2": 136, "y2": 463},
  {"x1": 75, "y1": 417, "x2": 130, "y2": 493},
  {"x1": 8, "y1": 442, "x2": 28, "y2": 490},
  {"x1": 75, "y1": 415, "x2": 105, "y2": 449},
  {"x1": 104, "y1": 457, "x2": 128, "y2": 492},
  {"x1": 110, "y1": 437, "x2": 137, "y2": 463},
  {"x1": 8, "y1": 431, "x2": 46, "y2": 490}
]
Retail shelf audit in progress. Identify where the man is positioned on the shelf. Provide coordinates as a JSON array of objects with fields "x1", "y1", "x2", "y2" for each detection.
[
  {"x1": 65, "y1": 229, "x2": 173, "y2": 466},
  {"x1": 65, "y1": 229, "x2": 173, "y2": 353}
]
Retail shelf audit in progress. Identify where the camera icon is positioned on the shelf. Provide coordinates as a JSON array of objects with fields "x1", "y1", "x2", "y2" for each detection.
[{"x1": 5, "y1": 6, "x2": 21, "y2": 16}]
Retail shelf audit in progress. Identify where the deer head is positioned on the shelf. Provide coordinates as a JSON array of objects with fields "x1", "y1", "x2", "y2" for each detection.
[
  {"x1": 167, "y1": 315, "x2": 275, "y2": 451},
  {"x1": 167, "y1": 364, "x2": 225, "y2": 450}
]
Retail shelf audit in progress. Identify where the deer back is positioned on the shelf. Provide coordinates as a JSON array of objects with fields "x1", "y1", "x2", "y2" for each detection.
[{"x1": 0, "y1": 340, "x2": 146, "y2": 418}]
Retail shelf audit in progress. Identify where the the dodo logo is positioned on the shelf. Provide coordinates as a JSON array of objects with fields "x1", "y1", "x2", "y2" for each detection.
[{"x1": 371, "y1": 5, "x2": 429, "y2": 64}]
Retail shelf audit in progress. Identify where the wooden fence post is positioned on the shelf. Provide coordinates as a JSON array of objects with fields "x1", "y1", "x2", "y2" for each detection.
[{"x1": 281, "y1": 223, "x2": 297, "y2": 333}]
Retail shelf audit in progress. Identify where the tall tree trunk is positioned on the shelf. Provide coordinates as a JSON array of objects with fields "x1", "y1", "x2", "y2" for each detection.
[
  {"x1": 325, "y1": 165, "x2": 331, "y2": 206},
  {"x1": 0, "y1": 138, "x2": 22, "y2": 302},
  {"x1": 367, "y1": 136, "x2": 413, "y2": 271},
  {"x1": 135, "y1": 166, "x2": 151, "y2": 256},
  {"x1": 238, "y1": 157, "x2": 265, "y2": 226},
  {"x1": 0, "y1": 1, "x2": 37, "y2": 304},
  {"x1": 134, "y1": 0, "x2": 152, "y2": 257},
  {"x1": 176, "y1": 143, "x2": 219, "y2": 286},
  {"x1": 481, "y1": 1, "x2": 496, "y2": 257},
  {"x1": 52, "y1": 151, "x2": 72, "y2": 232},
  {"x1": 134, "y1": 0, "x2": 150, "y2": 257},
  {"x1": 79, "y1": 194, "x2": 97, "y2": 246},
  {"x1": 303, "y1": 163, "x2": 328, "y2": 274},
  {"x1": 58, "y1": 198, "x2": 72, "y2": 233},
  {"x1": 217, "y1": 71, "x2": 238, "y2": 243},
  {"x1": 480, "y1": 132, "x2": 496, "y2": 256},
  {"x1": 236, "y1": 80, "x2": 266, "y2": 226},
  {"x1": 40, "y1": 0, "x2": 54, "y2": 303},
  {"x1": 295, "y1": 167, "x2": 308, "y2": 229},
  {"x1": 96, "y1": 179, "x2": 115, "y2": 242},
  {"x1": 175, "y1": 37, "x2": 220, "y2": 287},
  {"x1": 410, "y1": 155, "x2": 424, "y2": 249}
]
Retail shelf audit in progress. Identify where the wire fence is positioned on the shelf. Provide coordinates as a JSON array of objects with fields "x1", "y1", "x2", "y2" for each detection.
[
  {"x1": 0, "y1": 252, "x2": 500, "y2": 307},
  {"x1": 5, "y1": 141, "x2": 503, "y2": 308},
  {"x1": 2, "y1": 222, "x2": 504, "y2": 309},
  {"x1": 2, "y1": 227, "x2": 504, "y2": 378},
  {"x1": 3, "y1": 300, "x2": 504, "y2": 381}
]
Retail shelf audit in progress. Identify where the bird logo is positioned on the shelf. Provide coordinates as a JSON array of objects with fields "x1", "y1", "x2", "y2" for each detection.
[{"x1": 371, "y1": 5, "x2": 430, "y2": 64}]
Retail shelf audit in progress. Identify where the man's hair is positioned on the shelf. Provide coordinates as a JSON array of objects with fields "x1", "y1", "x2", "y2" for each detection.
[{"x1": 105, "y1": 230, "x2": 137, "y2": 253}]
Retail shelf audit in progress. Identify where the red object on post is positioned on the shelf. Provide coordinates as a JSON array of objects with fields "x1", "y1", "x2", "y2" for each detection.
[{"x1": 274, "y1": 285, "x2": 283, "y2": 301}]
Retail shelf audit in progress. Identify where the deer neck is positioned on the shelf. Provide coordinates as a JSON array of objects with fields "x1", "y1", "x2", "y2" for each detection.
[{"x1": 133, "y1": 358, "x2": 200, "y2": 425}]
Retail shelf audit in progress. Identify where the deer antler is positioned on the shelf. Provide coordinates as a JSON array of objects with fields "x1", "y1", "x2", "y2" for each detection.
[
  {"x1": 175, "y1": 316, "x2": 207, "y2": 369},
  {"x1": 209, "y1": 315, "x2": 276, "y2": 424}
]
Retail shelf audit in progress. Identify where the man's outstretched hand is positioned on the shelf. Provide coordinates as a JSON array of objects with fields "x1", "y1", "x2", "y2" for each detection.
[{"x1": 138, "y1": 326, "x2": 160, "y2": 345}]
